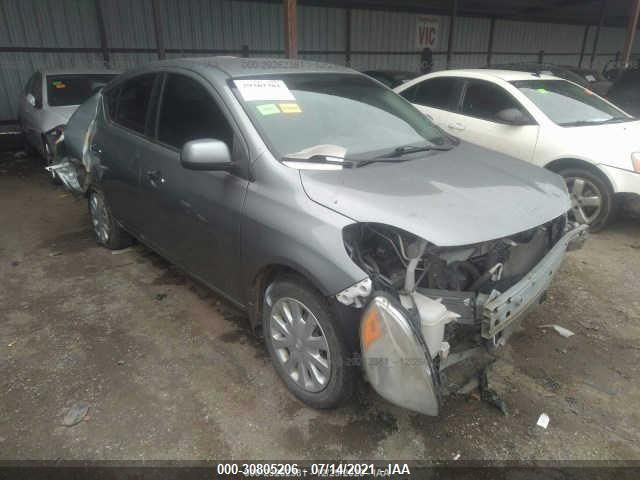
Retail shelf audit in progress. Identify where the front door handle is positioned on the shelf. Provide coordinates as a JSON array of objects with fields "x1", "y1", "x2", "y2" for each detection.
[
  {"x1": 145, "y1": 169, "x2": 165, "y2": 187},
  {"x1": 447, "y1": 122, "x2": 466, "y2": 131}
]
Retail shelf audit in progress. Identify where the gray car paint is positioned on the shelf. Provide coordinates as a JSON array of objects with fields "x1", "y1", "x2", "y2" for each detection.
[
  {"x1": 80, "y1": 56, "x2": 569, "y2": 319},
  {"x1": 300, "y1": 141, "x2": 570, "y2": 247}
]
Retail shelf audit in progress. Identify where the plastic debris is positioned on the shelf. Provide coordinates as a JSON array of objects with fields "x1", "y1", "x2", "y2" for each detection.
[
  {"x1": 62, "y1": 402, "x2": 89, "y2": 427},
  {"x1": 453, "y1": 453, "x2": 461, "y2": 461},
  {"x1": 536, "y1": 413, "x2": 550, "y2": 429},
  {"x1": 48, "y1": 251, "x2": 62, "y2": 257},
  {"x1": 539, "y1": 324, "x2": 575, "y2": 338}
]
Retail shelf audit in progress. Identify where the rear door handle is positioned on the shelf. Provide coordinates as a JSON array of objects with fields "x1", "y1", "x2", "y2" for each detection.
[
  {"x1": 89, "y1": 143, "x2": 102, "y2": 154},
  {"x1": 145, "y1": 169, "x2": 165, "y2": 187}
]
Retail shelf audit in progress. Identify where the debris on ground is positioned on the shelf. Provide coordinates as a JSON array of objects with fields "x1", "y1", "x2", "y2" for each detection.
[
  {"x1": 62, "y1": 402, "x2": 90, "y2": 427},
  {"x1": 539, "y1": 324, "x2": 575, "y2": 338},
  {"x1": 13, "y1": 150, "x2": 27, "y2": 159},
  {"x1": 117, "y1": 360, "x2": 125, "y2": 366},
  {"x1": 48, "y1": 251, "x2": 62, "y2": 257},
  {"x1": 155, "y1": 293, "x2": 167, "y2": 301},
  {"x1": 453, "y1": 452, "x2": 461, "y2": 460},
  {"x1": 536, "y1": 413, "x2": 550, "y2": 429},
  {"x1": 10, "y1": 261, "x2": 19, "y2": 267},
  {"x1": 112, "y1": 246, "x2": 134, "y2": 255}
]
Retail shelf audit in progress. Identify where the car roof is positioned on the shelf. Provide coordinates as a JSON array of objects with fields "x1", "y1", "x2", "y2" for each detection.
[
  {"x1": 427, "y1": 68, "x2": 561, "y2": 82},
  {"x1": 40, "y1": 68, "x2": 121, "y2": 76},
  {"x1": 121, "y1": 56, "x2": 356, "y2": 80}
]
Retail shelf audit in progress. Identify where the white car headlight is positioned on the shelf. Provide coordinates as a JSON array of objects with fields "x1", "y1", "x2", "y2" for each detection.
[{"x1": 631, "y1": 152, "x2": 640, "y2": 173}]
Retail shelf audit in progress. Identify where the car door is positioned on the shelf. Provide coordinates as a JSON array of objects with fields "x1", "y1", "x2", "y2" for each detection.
[
  {"x1": 139, "y1": 71, "x2": 249, "y2": 299},
  {"x1": 92, "y1": 73, "x2": 158, "y2": 233},
  {"x1": 450, "y1": 79, "x2": 539, "y2": 162},
  {"x1": 399, "y1": 76, "x2": 463, "y2": 129},
  {"x1": 20, "y1": 72, "x2": 44, "y2": 151}
]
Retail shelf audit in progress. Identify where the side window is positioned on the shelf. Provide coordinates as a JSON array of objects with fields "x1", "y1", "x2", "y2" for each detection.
[
  {"x1": 461, "y1": 80, "x2": 521, "y2": 122},
  {"x1": 157, "y1": 74, "x2": 233, "y2": 150},
  {"x1": 114, "y1": 74, "x2": 156, "y2": 134},
  {"x1": 103, "y1": 86, "x2": 120, "y2": 120},
  {"x1": 403, "y1": 77, "x2": 461, "y2": 111}
]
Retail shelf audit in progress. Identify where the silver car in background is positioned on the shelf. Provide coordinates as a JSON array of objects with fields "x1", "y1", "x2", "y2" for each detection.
[
  {"x1": 18, "y1": 69, "x2": 119, "y2": 164},
  {"x1": 54, "y1": 57, "x2": 586, "y2": 416}
]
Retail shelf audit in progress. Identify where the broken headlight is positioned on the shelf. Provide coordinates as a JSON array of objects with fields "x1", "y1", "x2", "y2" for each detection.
[{"x1": 335, "y1": 277, "x2": 372, "y2": 308}]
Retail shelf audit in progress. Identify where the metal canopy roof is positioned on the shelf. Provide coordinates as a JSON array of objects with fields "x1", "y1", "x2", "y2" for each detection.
[{"x1": 290, "y1": 0, "x2": 631, "y2": 27}]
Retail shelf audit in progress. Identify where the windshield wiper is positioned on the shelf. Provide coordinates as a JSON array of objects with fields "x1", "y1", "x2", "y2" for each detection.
[
  {"x1": 355, "y1": 143, "x2": 452, "y2": 168},
  {"x1": 379, "y1": 143, "x2": 453, "y2": 158},
  {"x1": 562, "y1": 117, "x2": 629, "y2": 126},
  {"x1": 281, "y1": 154, "x2": 355, "y2": 168}
]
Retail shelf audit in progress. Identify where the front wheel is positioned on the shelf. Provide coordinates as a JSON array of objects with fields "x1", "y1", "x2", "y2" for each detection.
[
  {"x1": 560, "y1": 168, "x2": 614, "y2": 232},
  {"x1": 263, "y1": 276, "x2": 356, "y2": 409},
  {"x1": 88, "y1": 190, "x2": 133, "y2": 250}
]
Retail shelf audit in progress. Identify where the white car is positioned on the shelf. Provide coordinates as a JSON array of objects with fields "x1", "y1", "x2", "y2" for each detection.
[
  {"x1": 18, "y1": 69, "x2": 119, "y2": 164},
  {"x1": 395, "y1": 69, "x2": 640, "y2": 230}
]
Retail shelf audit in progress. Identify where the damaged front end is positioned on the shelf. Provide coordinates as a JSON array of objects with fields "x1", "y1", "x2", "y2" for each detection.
[
  {"x1": 339, "y1": 217, "x2": 587, "y2": 415},
  {"x1": 45, "y1": 93, "x2": 101, "y2": 194}
]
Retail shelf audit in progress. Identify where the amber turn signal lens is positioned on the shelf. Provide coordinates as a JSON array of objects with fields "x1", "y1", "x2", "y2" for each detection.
[
  {"x1": 361, "y1": 308, "x2": 382, "y2": 352},
  {"x1": 632, "y1": 152, "x2": 640, "y2": 173}
]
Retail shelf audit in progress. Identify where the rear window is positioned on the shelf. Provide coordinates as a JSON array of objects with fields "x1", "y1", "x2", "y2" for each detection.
[{"x1": 46, "y1": 74, "x2": 118, "y2": 107}]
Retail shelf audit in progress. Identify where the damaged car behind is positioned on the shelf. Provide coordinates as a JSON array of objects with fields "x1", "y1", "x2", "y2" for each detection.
[{"x1": 52, "y1": 57, "x2": 587, "y2": 416}]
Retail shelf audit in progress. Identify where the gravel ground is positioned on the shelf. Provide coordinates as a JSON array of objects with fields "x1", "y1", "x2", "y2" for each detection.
[{"x1": 1, "y1": 152, "x2": 639, "y2": 461}]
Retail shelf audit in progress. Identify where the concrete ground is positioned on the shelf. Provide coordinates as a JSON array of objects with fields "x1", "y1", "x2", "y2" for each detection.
[{"x1": 1, "y1": 151, "x2": 640, "y2": 461}]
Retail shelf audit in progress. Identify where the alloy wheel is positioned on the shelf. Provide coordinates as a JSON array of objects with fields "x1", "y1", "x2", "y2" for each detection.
[
  {"x1": 565, "y1": 176, "x2": 603, "y2": 225},
  {"x1": 269, "y1": 297, "x2": 331, "y2": 393},
  {"x1": 89, "y1": 193, "x2": 110, "y2": 244}
]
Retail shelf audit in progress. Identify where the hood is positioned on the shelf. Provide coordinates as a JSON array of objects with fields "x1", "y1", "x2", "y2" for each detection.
[
  {"x1": 299, "y1": 142, "x2": 570, "y2": 246},
  {"x1": 561, "y1": 120, "x2": 640, "y2": 171}
]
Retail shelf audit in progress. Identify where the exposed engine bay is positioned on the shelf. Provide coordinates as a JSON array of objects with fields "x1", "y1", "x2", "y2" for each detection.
[
  {"x1": 343, "y1": 216, "x2": 567, "y2": 299},
  {"x1": 342, "y1": 215, "x2": 571, "y2": 405}
]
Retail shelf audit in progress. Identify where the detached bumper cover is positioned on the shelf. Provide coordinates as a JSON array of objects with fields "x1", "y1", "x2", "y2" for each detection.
[{"x1": 481, "y1": 223, "x2": 588, "y2": 339}]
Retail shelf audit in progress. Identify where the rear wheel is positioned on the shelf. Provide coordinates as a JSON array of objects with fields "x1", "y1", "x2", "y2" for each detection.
[
  {"x1": 263, "y1": 276, "x2": 356, "y2": 409},
  {"x1": 88, "y1": 190, "x2": 133, "y2": 250},
  {"x1": 560, "y1": 168, "x2": 614, "y2": 232}
]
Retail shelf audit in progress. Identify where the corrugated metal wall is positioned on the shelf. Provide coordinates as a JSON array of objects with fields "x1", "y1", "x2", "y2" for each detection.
[{"x1": 1, "y1": 0, "x2": 639, "y2": 122}]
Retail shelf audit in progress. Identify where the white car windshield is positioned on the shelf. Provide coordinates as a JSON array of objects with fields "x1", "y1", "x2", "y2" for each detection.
[
  {"x1": 231, "y1": 73, "x2": 451, "y2": 162},
  {"x1": 512, "y1": 79, "x2": 630, "y2": 126}
]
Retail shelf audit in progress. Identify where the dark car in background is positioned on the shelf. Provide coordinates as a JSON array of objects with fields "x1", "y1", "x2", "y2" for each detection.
[
  {"x1": 607, "y1": 69, "x2": 640, "y2": 117},
  {"x1": 362, "y1": 70, "x2": 417, "y2": 88}
]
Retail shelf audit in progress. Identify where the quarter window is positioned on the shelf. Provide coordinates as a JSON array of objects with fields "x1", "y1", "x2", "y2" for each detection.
[
  {"x1": 461, "y1": 80, "x2": 522, "y2": 122},
  {"x1": 157, "y1": 74, "x2": 233, "y2": 150},
  {"x1": 114, "y1": 74, "x2": 156, "y2": 134}
]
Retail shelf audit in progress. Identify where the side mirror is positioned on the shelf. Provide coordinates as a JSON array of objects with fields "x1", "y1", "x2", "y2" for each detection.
[
  {"x1": 496, "y1": 108, "x2": 530, "y2": 125},
  {"x1": 180, "y1": 139, "x2": 233, "y2": 171},
  {"x1": 26, "y1": 93, "x2": 36, "y2": 107}
]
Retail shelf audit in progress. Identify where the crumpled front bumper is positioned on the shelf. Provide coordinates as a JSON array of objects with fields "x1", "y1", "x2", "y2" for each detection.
[
  {"x1": 359, "y1": 222, "x2": 587, "y2": 416},
  {"x1": 481, "y1": 222, "x2": 588, "y2": 339}
]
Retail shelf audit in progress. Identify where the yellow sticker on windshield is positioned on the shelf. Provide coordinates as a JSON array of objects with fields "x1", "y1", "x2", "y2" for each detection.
[
  {"x1": 256, "y1": 103, "x2": 280, "y2": 116},
  {"x1": 279, "y1": 103, "x2": 302, "y2": 114},
  {"x1": 54, "y1": 83, "x2": 67, "y2": 89}
]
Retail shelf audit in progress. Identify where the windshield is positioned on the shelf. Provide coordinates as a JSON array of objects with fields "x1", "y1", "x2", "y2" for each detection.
[
  {"x1": 46, "y1": 74, "x2": 118, "y2": 107},
  {"x1": 512, "y1": 79, "x2": 629, "y2": 126},
  {"x1": 230, "y1": 73, "x2": 449, "y2": 161}
]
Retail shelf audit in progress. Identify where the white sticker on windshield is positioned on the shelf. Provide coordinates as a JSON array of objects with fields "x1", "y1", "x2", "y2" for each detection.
[{"x1": 234, "y1": 79, "x2": 295, "y2": 102}]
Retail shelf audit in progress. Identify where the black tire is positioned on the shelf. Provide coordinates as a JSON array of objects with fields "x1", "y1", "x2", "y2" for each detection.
[
  {"x1": 87, "y1": 189, "x2": 133, "y2": 250},
  {"x1": 263, "y1": 275, "x2": 356, "y2": 409},
  {"x1": 559, "y1": 167, "x2": 615, "y2": 232}
]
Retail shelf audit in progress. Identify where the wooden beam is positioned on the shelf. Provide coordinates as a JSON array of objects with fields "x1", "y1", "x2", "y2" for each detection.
[
  {"x1": 446, "y1": 0, "x2": 457, "y2": 68},
  {"x1": 284, "y1": 0, "x2": 298, "y2": 59},
  {"x1": 578, "y1": 24, "x2": 589, "y2": 67},
  {"x1": 590, "y1": 0, "x2": 606, "y2": 68},
  {"x1": 95, "y1": 0, "x2": 110, "y2": 66},
  {"x1": 345, "y1": 8, "x2": 352, "y2": 66},
  {"x1": 622, "y1": 0, "x2": 640, "y2": 67},
  {"x1": 151, "y1": 0, "x2": 166, "y2": 60},
  {"x1": 486, "y1": 16, "x2": 495, "y2": 66}
]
